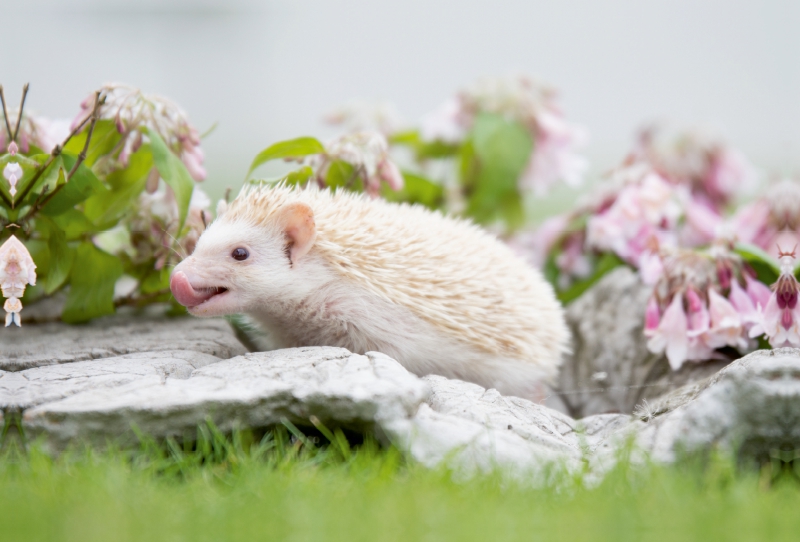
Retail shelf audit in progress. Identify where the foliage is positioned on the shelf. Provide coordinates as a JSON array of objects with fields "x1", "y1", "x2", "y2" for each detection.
[{"x1": 0, "y1": 84, "x2": 210, "y2": 325}]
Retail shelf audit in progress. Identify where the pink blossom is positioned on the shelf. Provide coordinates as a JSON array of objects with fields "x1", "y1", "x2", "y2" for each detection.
[
  {"x1": 378, "y1": 158, "x2": 404, "y2": 192},
  {"x1": 635, "y1": 127, "x2": 757, "y2": 210},
  {"x1": 73, "y1": 84, "x2": 206, "y2": 180},
  {"x1": 420, "y1": 76, "x2": 587, "y2": 195},
  {"x1": 728, "y1": 180, "x2": 800, "y2": 258},
  {"x1": 638, "y1": 250, "x2": 664, "y2": 285},
  {"x1": 518, "y1": 110, "x2": 588, "y2": 196},
  {"x1": 0, "y1": 235, "x2": 37, "y2": 327},
  {"x1": 705, "y1": 289, "x2": 746, "y2": 349},
  {"x1": 316, "y1": 131, "x2": 404, "y2": 197},
  {"x1": 586, "y1": 168, "x2": 683, "y2": 265},
  {"x1": 752, "y1": 251, "x2": 800, "y2": 347},
  {"x1": 644, "y1": 246, "x2": 758, "y2": 369},
  {"x1": 646, "y1": 294, "x2": 689, "y2": 370}
]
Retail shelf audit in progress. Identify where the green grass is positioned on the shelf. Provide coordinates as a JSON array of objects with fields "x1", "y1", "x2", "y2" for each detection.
[{"x1": 1, "y1": 424, "x2": 799, "y2": 542}]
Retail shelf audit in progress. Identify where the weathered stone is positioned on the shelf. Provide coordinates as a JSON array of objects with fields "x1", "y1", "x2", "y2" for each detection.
[
  {"x1": 593, "y1": 348, "x2": 800, "y2": 465},
  {"x1": 555, "y1": 267, "x2": 729, "y2": 418},
  {"x1": 0, "y1": 315, "x2": 247, "y2": 371},
  {"x1": 22, "y1": 347, "x2": 430, "y2": 452},
  {"x1": 4, "y1": 314, "x2": 799, "y2": 478}
]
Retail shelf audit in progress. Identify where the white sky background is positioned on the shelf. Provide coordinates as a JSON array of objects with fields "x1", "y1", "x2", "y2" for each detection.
[{"x1": 1, "y1": 0, "x2": 799, "y2": 203}]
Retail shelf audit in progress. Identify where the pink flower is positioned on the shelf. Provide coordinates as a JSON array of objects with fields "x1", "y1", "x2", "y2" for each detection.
[
  {"x1": 586, "y1": 168, "x2": 682, "y2": 265},
  {"x1": 518, "y1": 110, "x2": 588, "y2": 196},
  {"x1": 421, "y1": 76, "x2": 587, "y2": 195},
  {"x1": 0, "y1": 235, "x2": 37, "y2": 327},
  {"x1": 73, "y1": 84, "x2": 206, "y2": 180},
  {"x1": 638, "y1": 250, "x2": 664, "y2": 285},
  {"x1": 705, "y1": 289, "x2": 746, "y2": 349},
  {"x1": 751, "y1": 251, "x2": 800, "y2": 347},
  {"x1": 644, "y1": 246, "x2": 758, "y2": 369},
  {"x1": 728, "y1": 180, "x2": 800, "y2": 259},
  {"x1": 635, "y1": 127, "x2": 757, "y2": 210},
  {"x1": 316, "y1": 131, "x2": 404, "y2": 197},
  {"x1": 646, "y1": 294, "x2": 689, "y2": 370}
]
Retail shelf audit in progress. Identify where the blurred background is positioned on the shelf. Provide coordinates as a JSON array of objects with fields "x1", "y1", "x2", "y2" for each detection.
[{"x1": 2, "y1": 0, "x2": 799, "y2": 201}]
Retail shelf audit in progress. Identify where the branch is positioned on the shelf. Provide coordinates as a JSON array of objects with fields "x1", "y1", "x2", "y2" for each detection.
[
  {"x1": 0, "y1": 86, "x2": 13, "y2": 142},
  {"x1": 67, "y1": 99, "x2": 99, "y2": 178},
  {"x1": 11, "y1": 83, "x2": 29, "y2": 142},
  {"x1": 18, "y1": 91, "x2": 103, "y2": 220}
]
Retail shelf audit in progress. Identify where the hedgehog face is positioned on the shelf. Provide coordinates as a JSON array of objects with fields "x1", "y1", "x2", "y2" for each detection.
[{"x1": 170, "y1": 202, "x2": 317, "y2": 318}]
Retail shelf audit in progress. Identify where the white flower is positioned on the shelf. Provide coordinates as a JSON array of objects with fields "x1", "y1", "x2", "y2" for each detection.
[
  {"x1": 0, "y1": 235, "x2": 37, "y2": 327},
  {"x1": 3, "y1": 162, "x2": 23, "y2": 197}
]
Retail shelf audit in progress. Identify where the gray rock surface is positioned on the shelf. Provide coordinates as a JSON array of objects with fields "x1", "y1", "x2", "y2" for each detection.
[
  {"x1": 21, "y1": 347, "x2": 429, "y2": 452},
  {"x1": 0, "y1": 316, "x2": 247, "y2": 371},
  {"x1": 2, "y1": 314, "x2": 796, "y2": 479},
  {"x1": 555, "y1": 267, "x2": 729, "y2": 418},
  {"x1": 603, "y1": 347, "x2": 800, "y2": 465}
]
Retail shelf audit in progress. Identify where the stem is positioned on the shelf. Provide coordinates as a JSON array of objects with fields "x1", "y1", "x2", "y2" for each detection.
[
  {"x1": 67, "y1": 100, "x2": 99, "y2": 178},
  {"x1": 11, "y1": 83, "x2": 29, "y2": 142},
  {"x1": 0, "y1": 86, "x2": 13, "y2": 142},
  {"x1": 18, "y1": 91, "x2": 103, "y2": 221}
]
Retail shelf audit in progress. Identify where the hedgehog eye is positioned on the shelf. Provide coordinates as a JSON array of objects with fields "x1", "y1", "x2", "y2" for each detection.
[{"x1": 231, "y1": 247, "x2": 249, "y2": 261}]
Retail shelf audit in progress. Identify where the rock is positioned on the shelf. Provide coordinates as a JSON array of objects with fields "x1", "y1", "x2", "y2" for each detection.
[
  {"x1": 5, "y1": 314, "x2": 798, "y2": 478},
  {"x1": 555, "y1": 267, "x2": 728, "y2": 418},
  {"x1": 593, "y1": 348, "x2": 800, "y2": 465},
  {"x1": 0, "y1": 315, "x2": 247, "y2": 371},
  {"x1": 22, "y1": 347, "x2": 430, "y2": 452},
  {"x1": 383, "y1": 375, "x2": 632, "y2": 478}
]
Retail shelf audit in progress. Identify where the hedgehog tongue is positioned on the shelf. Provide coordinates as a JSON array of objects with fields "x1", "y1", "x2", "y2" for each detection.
[{"x1": 170, "y1": 271, "x2": 219, "y2": 308}]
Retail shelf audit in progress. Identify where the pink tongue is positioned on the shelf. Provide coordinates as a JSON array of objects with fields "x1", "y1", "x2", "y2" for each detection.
[{"x1": 170, "y1": 271, "x2": 217, "y2": 308}]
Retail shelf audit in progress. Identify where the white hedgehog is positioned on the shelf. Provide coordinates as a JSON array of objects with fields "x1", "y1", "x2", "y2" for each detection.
[{"x1": 170, "y1": 184, "x2": 569, "y2": 399}]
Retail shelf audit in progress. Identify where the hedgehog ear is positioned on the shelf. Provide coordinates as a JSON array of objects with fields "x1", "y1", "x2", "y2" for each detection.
[{"x1": 277, "y1": 202, "x2": 316, "y2": 265}]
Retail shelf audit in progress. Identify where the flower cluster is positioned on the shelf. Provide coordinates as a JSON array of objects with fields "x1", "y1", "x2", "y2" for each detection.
[
  {"x1": 122, "y1": 187, "x2": 213, "y2": 270},
  {"x1": 728, "y1": 179, "x2": 800, "y2": 259},
  {"x1": 635, "y1": 127, "x2": 757, "y2": 211},
  {"x1": 421, "y1": 75, "x2": 587, "y2": 195},
  {"x1": 315, "y1": 131, "x2": 404, "y2": 198},
  {"x1": 586, "y1": 163, "x2": 686, "y2": 267},
  {"x1": 72, "y1": 83, "x2": 206, "y2": 181},
  {"x1": 0, "y1": 235, "x2": 37, "y2": 326},
  {"x1": 643, "y1": 246, "x2": 768, "y2": 370}
]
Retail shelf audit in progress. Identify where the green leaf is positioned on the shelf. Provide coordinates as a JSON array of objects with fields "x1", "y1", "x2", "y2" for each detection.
[
  {"x1": 63, "y1": 119, "x2": 123, "y2": 167},
  {"x1": 734, "y1": 243, "x2": 780, "y2": 285},
  {"x1": 61, "y1": 242, "x2": 123, "y2": 323},
  {"x1": 38, "y1": 216, "x2": 75, "y2": 294},
  {"x1": 148, "y1": 128, "x2": 194, "y2": 231},
  {"x1": 84, "y1": 145, "x2": 153, "y2": 225},
  {"x1": 246, "y1": 137, "x2": 325, "y2": 179},
  {"x1": 52, "y1": 209, "x2": 98, "y2": 241},
  {"x1": 325, "y1": 160, "x2": 360, "y2": 190},
  {"x1": 382, "y1": 171, "x2": 445, "y2": 209},
  {"x1": 557, "y1": 253, "x2": 625, "y2": 304},
  {"x1": 285, "y1": 166, "x2": 314, "y2": 186},
  {"x1": 41, "y1": 154, "x2": 106, "y2": 216},
  {"x1": 389, "y1": 130, "x2": 460, "y2": 160},
  {"x1": 462, "y1": 113, "x2": 533, "y2": 230}
]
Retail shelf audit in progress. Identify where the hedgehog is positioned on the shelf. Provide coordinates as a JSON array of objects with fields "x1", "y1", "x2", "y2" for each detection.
[{"x1": 170, "y1": 184, "x2": 570, "y2": 400}]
